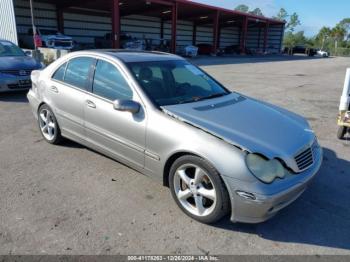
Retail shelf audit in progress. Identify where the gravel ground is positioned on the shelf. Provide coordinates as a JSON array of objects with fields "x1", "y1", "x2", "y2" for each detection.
[{"x1": 0, "y1": 55, "x2": 349, "y2": 255}]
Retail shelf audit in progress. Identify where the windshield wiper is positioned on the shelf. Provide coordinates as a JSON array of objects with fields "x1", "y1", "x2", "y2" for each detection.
[
  {"x1": 195, "y1": 92, "x2": 228, "y2": 102},
  {"x1": 178, "y1": 93, "x2": 229, "y2": 104},
  {"x1": 177, "y1": 93, "x2": 228, "y2": 105}
]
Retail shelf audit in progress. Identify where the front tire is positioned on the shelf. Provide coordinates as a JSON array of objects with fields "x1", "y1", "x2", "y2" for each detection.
[
  {"x1": 169, "y1": 155, "x2": 229, "y2": 224},
  {"x1": 337, "y1": 126, "x2": 348, "y2": 140},
  {"x1": 38, "y1": 104, "x2": 63, "y2": 144}
]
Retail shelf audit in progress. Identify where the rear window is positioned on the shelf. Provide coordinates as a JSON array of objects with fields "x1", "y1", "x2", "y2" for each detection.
[{"x1": 52, "y1": 63, "x2": 67, "y2": 81}]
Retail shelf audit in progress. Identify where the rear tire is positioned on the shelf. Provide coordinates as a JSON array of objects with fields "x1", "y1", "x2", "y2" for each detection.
[
  {"x1": 169, "y1": 155, "x2": 229, "y2": 224},
  {"x1": 38, "y1": 104, "x2": 63, "y2": 144},
  {"x1": 337, "y1": 126, "x2": 348, "y2": 140}
]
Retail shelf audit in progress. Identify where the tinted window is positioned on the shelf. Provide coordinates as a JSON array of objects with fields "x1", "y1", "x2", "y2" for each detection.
[
  {"x1": 64, "y1": 57, "x2": 94, "y2": 90},
  {"x1": 52, "y1": 63, "x2": 67, "y2": 81},
  {"x1": 93, "y1": 60, "x2": 133, "y2": 101}
]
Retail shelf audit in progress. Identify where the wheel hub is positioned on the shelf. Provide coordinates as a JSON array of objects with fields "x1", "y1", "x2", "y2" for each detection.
[{"x1": 189, "y1": 180, "x2": 198, "y2": 194}]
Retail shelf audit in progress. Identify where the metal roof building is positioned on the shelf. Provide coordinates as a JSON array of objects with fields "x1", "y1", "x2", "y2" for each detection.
[{"x1": 1, "y1": 0, "x2": 285, "y2": 54}]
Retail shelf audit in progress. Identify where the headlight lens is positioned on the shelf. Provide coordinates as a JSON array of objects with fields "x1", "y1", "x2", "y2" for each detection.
[{"x1": 246, "y1": 154, "x2": 286, "y2": 183}]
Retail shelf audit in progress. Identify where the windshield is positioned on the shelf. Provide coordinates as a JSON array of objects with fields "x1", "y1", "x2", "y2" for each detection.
[
  {"x1": 0, "y1": 41, "x2": 25, "y2": 57},
  {"x1": 127, "y1": 60, "x2": 230, "y2": 106}
]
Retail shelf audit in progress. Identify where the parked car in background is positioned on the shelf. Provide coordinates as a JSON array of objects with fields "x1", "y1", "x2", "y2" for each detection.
[
  {"x1": 224, "y1": 45, "x2": 240, "y2": 55},
  {"x1": 27, "y1": 50, "x2": 322, "y2": 224},
  {"x1": 0, "y1": 39, "x2": 42, "y2": 92},
  {"x1": 316, "y1": 49, "x2": 329, "y2": 57},
  {"x1": 20, "y1": 28, "x2": 74, "y2": 50},
  {"x1": 196, "y1": 43, "x2": 213, "y2": 55},
  {"x1": 284, "y1": 45, "x2": 317, "y2": 56},
  {"x1": 94, "y1": 32, "x2": 133, "y2": 49}
]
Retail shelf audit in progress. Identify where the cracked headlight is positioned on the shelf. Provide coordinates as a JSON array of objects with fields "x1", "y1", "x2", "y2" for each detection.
[{"x1": 246, "y1": 154, "x2": 286, "y2": 184}]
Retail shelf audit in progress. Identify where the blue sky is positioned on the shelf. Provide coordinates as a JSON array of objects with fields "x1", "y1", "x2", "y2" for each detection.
[{"x1": 191, "y1": 0, "x2": 350, "y2": 36}]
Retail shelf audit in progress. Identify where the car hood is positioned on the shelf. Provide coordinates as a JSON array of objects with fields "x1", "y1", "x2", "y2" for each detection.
[
  {"x1": 162, "y1": 93, "x2": 315, "y2": 159},
  {"x1": 0, "y1": 56, "x2": 41, "y2": 71}
]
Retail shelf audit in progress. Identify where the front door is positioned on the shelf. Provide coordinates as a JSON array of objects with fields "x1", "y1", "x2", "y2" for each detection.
[{"x1": 84, "y1": 59, "x2": 146, "y2": 168}]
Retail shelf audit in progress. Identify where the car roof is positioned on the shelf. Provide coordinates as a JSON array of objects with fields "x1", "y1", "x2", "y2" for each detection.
[{"x1": 88, "y1": 50, "x2": 184, "y2": 63}]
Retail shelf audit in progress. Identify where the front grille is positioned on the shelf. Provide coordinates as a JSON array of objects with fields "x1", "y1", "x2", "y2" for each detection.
[
  {"x1": 294, "y1": 139, "x2": 319, "y2": 171},
  {"x1": 7, "y1": 80, "x2": 32, "y2": 89},
  {"x1": 0, "y1": 70, "x2": 32, "y2": 76}
]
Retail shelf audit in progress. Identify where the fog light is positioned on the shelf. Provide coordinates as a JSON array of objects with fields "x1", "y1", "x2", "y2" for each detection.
[{"x1": 236, "y1": 191, "x2": 256, "y2": 200}]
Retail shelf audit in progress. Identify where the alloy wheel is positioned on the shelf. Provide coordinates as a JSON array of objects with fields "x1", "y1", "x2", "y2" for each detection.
[
  {"x1": 39, "y1": 108, "x2": 56, "y2": 141},
  {"x1": 173, "y1": 164, "x2": 217, "y2": 217}
]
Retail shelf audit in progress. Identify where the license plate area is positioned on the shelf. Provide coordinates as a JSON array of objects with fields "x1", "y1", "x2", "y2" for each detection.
[{"x1": 19, "y1": 79, "x2": 31, "y2": 86}]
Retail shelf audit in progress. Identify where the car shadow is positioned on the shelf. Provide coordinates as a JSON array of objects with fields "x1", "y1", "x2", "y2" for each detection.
[
  {"x1": 0, "y1": 91, "x2": 28, "y2": 103},
  {"x1": 60, "y1": 139, "x2": 85, "y2": 149},
  {"x1": 213, "y1": 147, "x2": 350, "y2": 251},
  {"x1": 190, "y1": 55, "x2": 332, "y2": 67}
]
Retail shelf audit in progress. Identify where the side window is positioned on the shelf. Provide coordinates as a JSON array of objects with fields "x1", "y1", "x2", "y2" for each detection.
[
  {"x1": 93, "y1": 60, "x2": 133, "y2": 101},
  {"x1": 64, "y1": 57, "x2": 94, "y2": 90},
  {"x1": 52, "y1": 62, "x2": 67, "y2": 81}
]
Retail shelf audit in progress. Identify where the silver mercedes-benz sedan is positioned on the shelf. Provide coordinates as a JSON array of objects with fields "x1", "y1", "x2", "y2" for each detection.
[{"x1": 27, "y1": 50, "x2": 322, "y2": 224}]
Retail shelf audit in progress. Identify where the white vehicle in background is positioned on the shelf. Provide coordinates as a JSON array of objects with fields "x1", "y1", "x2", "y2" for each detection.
[
  {"x1": 338, "y1": 69, "x2": 350, "y2": 139},
  {"x1": 21, "y1": 28, "x2": 74, "y2": 50},
  {"x1": 316, "y1": 49, "x2": 329, "y2": 57}
]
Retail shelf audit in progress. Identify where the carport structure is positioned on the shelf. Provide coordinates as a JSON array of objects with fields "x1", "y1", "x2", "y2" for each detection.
[{"x1": 24, "y1": 0, "x2": 286, "y2": 54}]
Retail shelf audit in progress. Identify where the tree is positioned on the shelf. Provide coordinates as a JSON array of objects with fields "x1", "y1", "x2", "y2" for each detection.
[
  {"x1": 331, "y1": 25, "x2": 346, "y2": 55},
  {"x1": 286, "y1": 12, "x2": 301, "y2": 32},
  {"x1": 284, "y1": 31, "x2": 307, "y2": 47},
  {"x1": 315, "y1": 27, "x2": 332, "y2": 49},
  {"x1": 283, "y1": 31, "x2": 309, "y2": 55},
  {"x1": 249, "y1": 8, "x2": 263, "y2": 16},
  {"x1": 274, "y1": 8, "x2": 288, "y2": 21},
  {"x1": 339, "y1": 18, "x2": 350, "y2": 40},
  {"x1": 234, "y1": 4, "x2": 249, "y2": 13}
]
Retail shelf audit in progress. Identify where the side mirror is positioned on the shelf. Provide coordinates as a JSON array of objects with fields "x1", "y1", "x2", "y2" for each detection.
[{"x1": 113, "y1": 100, "x2": 140, "y2": 114}]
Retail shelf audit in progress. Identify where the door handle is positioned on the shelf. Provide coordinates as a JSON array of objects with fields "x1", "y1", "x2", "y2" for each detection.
[
  {"x1": 50, "y1": 86, "x2": 59, "y2": 93},
  {"x1": 86, "y1": 100, "x2": 96, "y2": 108}
]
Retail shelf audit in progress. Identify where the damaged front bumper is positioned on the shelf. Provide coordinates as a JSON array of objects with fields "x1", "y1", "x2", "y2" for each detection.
[{"x1": 223, "y1": 146, "x2": 323, "y2": 224}]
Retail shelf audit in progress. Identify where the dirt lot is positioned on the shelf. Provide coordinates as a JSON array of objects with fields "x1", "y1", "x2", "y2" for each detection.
[{"x1": 0, "y1": 55, "x2": 349, "y2": 255}]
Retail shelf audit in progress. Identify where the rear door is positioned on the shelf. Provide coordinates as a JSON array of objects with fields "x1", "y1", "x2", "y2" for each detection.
[
  {"x1": 48, "y1": 56, "x2": 95, "y2": 140},
  {"x1": 84, "y1": 58, "x2": 146, "y2": 168}
]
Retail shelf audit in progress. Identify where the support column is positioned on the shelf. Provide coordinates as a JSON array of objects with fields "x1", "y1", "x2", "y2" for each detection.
[
  {"x1": 279, "y1": 24, "x2": 285, "y2": 53},
  {"x1": 212, "y1": 10, "x2": 220, "y2": 54},
  {"x1": 240, "y1": 16, "x2": 248, "y2": 54},
  {"x1": 192, "y1": 24, "x2": 197, "y2": 46},
  {"x1": 160, "y1": 19, "x2": 164, "y2": 39},
  {"x1": 111, "y1": 0, "x2": 121, "y2": 49},
  {"x1": 257, "y1": 26, "x2": 261, "y2": 49},
  {"x1": 263, "y1": 21, "x2": 270, "y2": 52},
  {"x1": 171, "y1": 2, "x2": 178, "y2": 53},
  {"x1": 57, "y1": 7, "x2": 64, "y2": 33}
]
